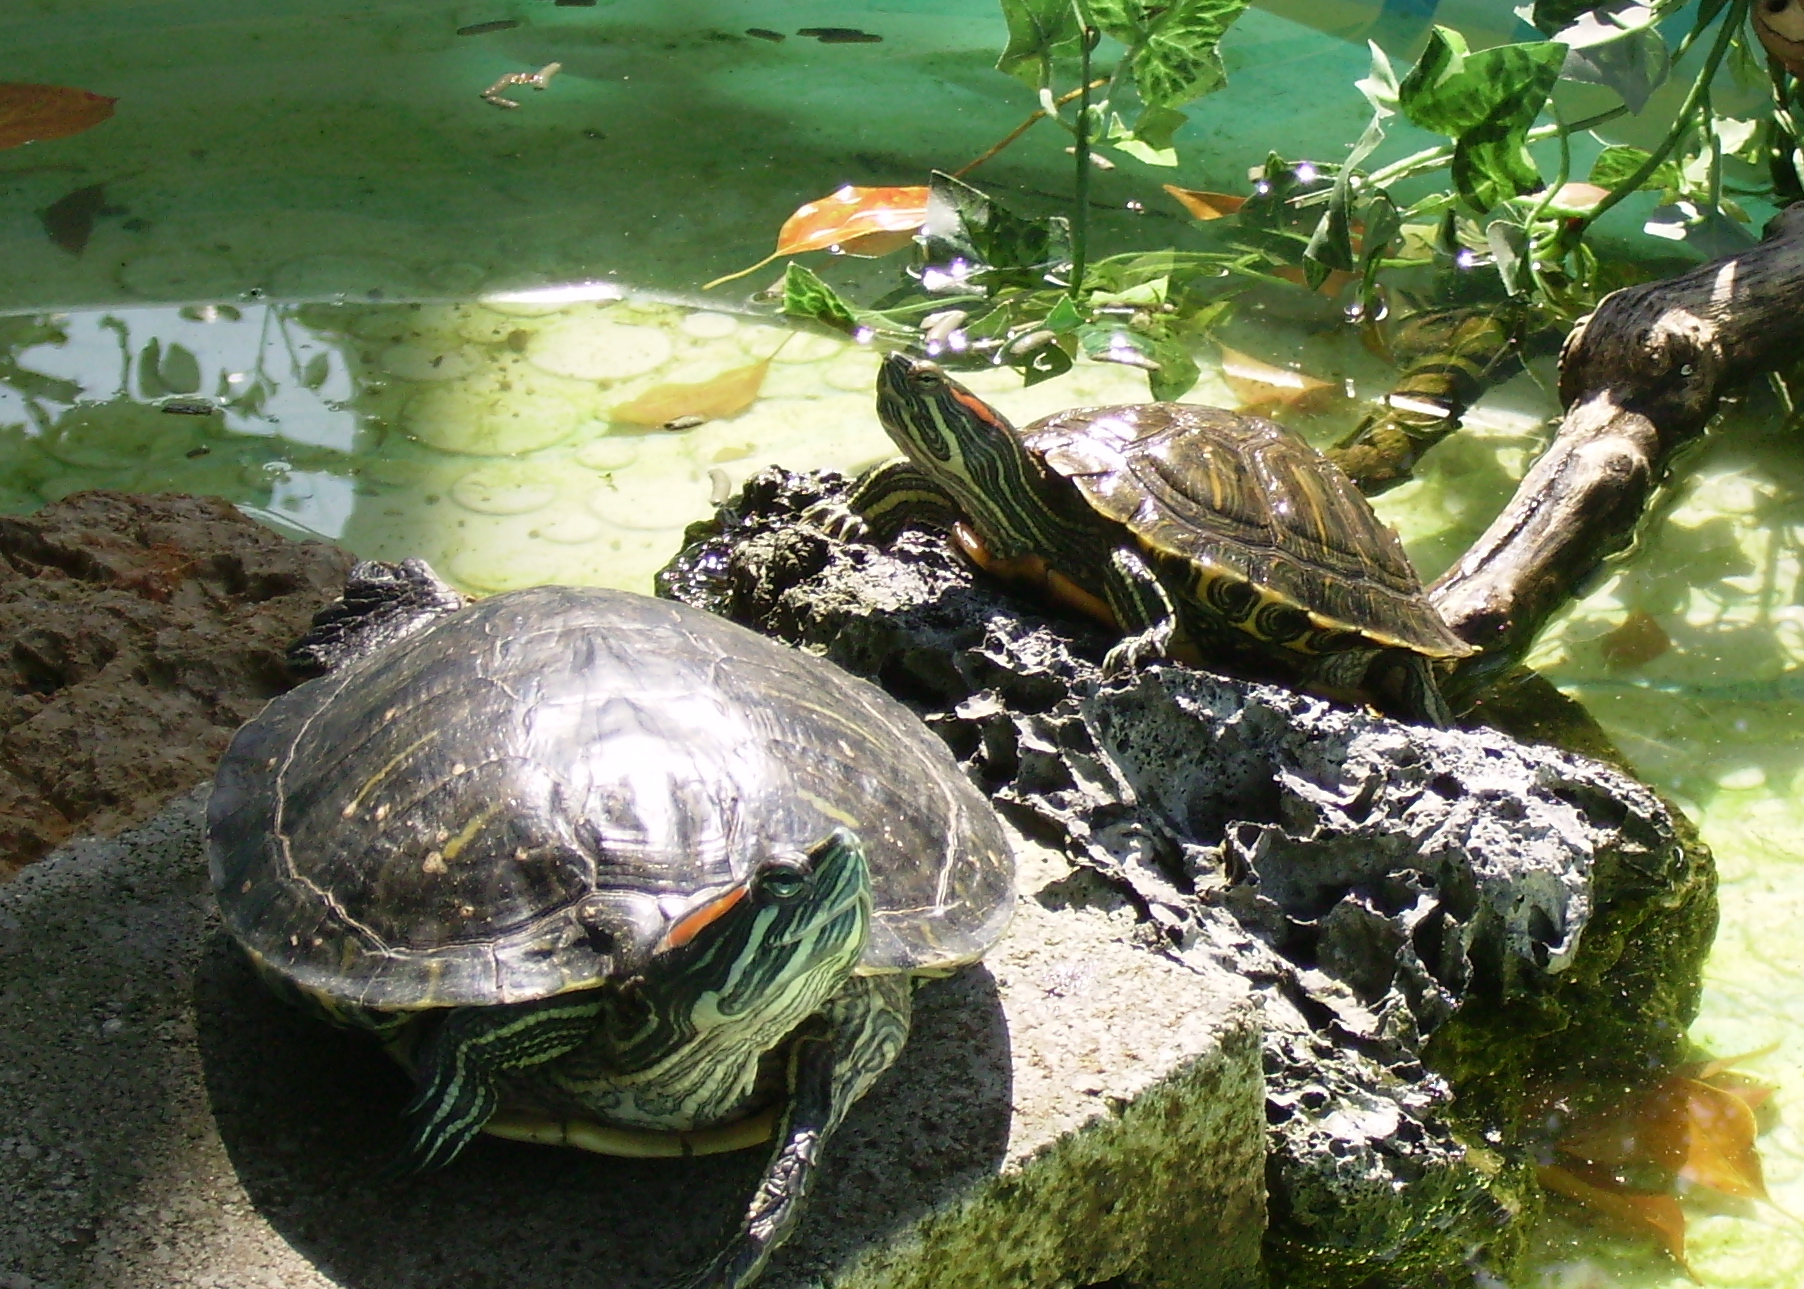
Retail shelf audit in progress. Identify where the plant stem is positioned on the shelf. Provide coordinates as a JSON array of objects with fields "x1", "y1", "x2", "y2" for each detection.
[
  {"x1": 1292, "y1": 108, "x2": 1628, "y2": 210},
  {"x1": 1576, "y1": 0, "x2": 1747, "y2": 234},
  {"x1": 953, "y1": 78, "x2": 1109, "y2": 178},
  {"x1": 1070, "y1": 3, "x2": 1098, "y2": 298}
]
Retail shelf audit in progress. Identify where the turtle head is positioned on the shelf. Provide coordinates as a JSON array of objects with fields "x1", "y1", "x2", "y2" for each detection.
[
  {"x1": 875, "y1": 353, "x2": 1041, "y2": 548},
  {"x1": 641, "y1": 828, "x2": 873, "y2": 1028}
]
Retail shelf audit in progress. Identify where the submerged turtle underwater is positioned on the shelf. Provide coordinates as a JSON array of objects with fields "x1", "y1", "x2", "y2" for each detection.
[
  {"x1": 818, "y1": 353, "x2": 1473, "y2": 724},
  {"x1": 207, "y1": 560, "x2": 1015, "y2": 1288}
]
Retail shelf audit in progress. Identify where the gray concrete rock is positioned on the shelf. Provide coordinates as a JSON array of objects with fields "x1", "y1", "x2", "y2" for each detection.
[
  {"x1": 657, "y1": 467, "x2": 1717, "y2": 1287},
  {"x1": 0, "y1": 792, "x2": 1266, "y2": 1289}
]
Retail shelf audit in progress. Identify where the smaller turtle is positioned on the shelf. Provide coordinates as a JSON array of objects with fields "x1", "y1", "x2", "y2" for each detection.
[
  {"x1": 817, "y1": 354, "x2": 1473, "y2": 724},
  {"x1": 209, "y1": 560, "x2": 1014, "y2": 1288}
]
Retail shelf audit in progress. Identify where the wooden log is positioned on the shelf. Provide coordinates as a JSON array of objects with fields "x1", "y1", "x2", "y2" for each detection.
[{"x1": 1431, "y1": 201, "x2": 1804, "y2": 691}]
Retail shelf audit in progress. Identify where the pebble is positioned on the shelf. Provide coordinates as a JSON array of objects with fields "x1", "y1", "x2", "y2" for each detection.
[
  {"x1": 450, "y1": 465, "x2": 560, "y2": 515},
  {"x1": 573, "y1": 437, "x2": 640, "y2": 471},
  {"x1": 680, "y1": 311, "x2": 740, "y2": 339}
]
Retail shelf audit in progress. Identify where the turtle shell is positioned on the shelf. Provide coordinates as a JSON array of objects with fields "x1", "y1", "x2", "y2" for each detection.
[
  {"x1": 208, "y1": 587, "x2": 1013, "y2": 1013},
  {"x1": 1023, "y1": 403, "x2": 1472, "y2": 659}
]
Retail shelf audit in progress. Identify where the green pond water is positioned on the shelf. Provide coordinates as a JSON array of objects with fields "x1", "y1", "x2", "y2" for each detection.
[{"x1": 5, "y1": 0, "x2": 1804, "y2": 1285}]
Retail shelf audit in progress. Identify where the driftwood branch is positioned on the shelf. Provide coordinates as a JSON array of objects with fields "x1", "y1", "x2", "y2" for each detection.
[{"x1": 1430, "y1": 201, "x2": 1804, "y2": 690}]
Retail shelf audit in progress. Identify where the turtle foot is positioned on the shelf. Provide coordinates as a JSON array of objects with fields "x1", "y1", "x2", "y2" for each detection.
[
  {"x1": 1100, "y1": 627, "x2": 1171, "y2": 679},
  {"x1": 801, "y1": 498, "x2": 872, "y2": 544}
]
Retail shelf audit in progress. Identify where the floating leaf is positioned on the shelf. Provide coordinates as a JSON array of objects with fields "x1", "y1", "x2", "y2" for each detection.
[
  {"x1": 0, "y1": 82, "x2": 117, "y2": 151},
  {"x1": 1219, "y1": 345, "x2": 1337, "y2": 413},
  {"x1": 1163, "y1": 184, "x2": 1245, "y2": 221},
  {"x1": 779, "y1": 263, "x2": 859, "y2": 333},
  {"x1": 1539, "y1": 1164, "x2": 1690, "y2": 1268},
  {"x1": 704, "y1": 185, "x2": 929, "y2": 289},
  {"x1": 609, "y1": 359, "x2": 772, "y2": 427}
]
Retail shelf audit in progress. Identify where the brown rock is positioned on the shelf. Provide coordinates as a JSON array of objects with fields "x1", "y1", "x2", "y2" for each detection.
[{"x1": 0, "y1": 491, "x2": 353, "y2": 877}]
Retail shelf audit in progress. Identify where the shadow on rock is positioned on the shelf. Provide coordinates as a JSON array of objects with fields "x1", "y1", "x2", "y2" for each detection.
[{"x1": 194, "y1": 930, "x2": 1012, "y2": 1289}]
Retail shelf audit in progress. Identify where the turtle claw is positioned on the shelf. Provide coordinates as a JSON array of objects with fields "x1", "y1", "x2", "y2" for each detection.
[
  {"x1": 801, "y1": 499, "x2": 871, "y2": 544},
  {"x1": 1100, "y1": 626, "x2": 1171, "y2": 679}
]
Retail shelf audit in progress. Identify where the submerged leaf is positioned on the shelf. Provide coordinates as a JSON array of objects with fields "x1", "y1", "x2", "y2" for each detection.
[
  {"x1": 1539, "y1": 1164, "x2": 1690, "y2": 1268},
  {"x1": 921, "y1": 170, "x2": 1070, "y2": 288},
  {"x1": 1598, "y1": 610, "x2": 1670, "y2": 670},
  {"x1": 1674, "y1": 1077, "x2": 1766, "y2": 1199},
  {"x1": 610, "y1": 359, "x2": 772, "y2": 427},
  {"x1": 1088, "y1": 0, "x2": 1253, "y2": 108},
  {"x1": 1163, "y1": 184, "x2": 1245, "y2": 220},
  {"x1": 0, "y1": 82, "x2": 117, "y2": 151},
  {"x1": 1219, "y1": 345, "x2": 1337, "y2": 413},
  {"x1": 703, "y1": 185, "x2": 929, "y2": 289}
]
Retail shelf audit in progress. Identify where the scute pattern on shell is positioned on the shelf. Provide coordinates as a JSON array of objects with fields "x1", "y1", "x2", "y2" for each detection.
[
  {"x1": 1026, "y1": 404, "x2": 1471, "y2": 658},
  {"x1": 208, "y1": 587, "x2": 1013, "y2": 1012}
]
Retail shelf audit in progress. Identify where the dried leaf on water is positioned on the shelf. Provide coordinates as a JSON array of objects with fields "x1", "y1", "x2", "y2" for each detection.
[
  {"x1": 1540, "y1": 1164, "x2": 1691, "y2": 1269},
  {"x1": 609, "y1": 359, "x2": 772, "y2": 427},
  {"x1": 0, "y1": 82, "x2": 117, "y2": 151},
  {"x1": 1162, "y1": 185, "x2": 1245, "y2": 221},
  {"x1": 704, "y1": 185, "x2": 930, "y2": 289},
  {"x1": 1218, "y1": 345, "x2": 1338, "y2": 414}
]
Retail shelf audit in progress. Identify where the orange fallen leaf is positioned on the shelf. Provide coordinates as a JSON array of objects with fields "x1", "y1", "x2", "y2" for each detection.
[
  {"x1": 1163, "y1": 185, "x2": 1246, "y2": 221},
  {"x1": 0, "y1": 82, "x2": 117, "y2": 151},
  {"x1": 1219, "y1": 345, "x2": 1339, "y2": 414},
  {"x1": 609, "y1": 359, "x2": 772, "y2": 427},
  {"x1": 704, "y1": 184, "x2": 930, "y2": 289},
  {"x1": 1540, "y1": 1163, "x2": 1690, "y2": 1269},
  {"x1": 1598, "y1": 610, "x2": 1670, "y2": 671}
]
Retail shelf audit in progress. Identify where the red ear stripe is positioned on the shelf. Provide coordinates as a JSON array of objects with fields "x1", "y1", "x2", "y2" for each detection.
[
  {"x1": 951, "y1": 390, "x2": 1010, "y2": 433},
  {"x1": 658, "y1": 884, "x2": 749, "y2": 952}
]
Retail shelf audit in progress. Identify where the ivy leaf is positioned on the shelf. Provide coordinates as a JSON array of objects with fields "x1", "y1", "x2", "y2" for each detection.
[
  {"x1": 1398, "y1": 27, "x2": 1568, "y2": 211},
  {"x1": 1086, "y1": 0, "x2": 1253, "y2": 108},
  {"x1": 1110, "y1": 105, "x2": 1188, "y2": 166},
  {"x1": 779, "y1": 263, "x2": 858, "y2": 332},
  {"x1": 1589, "y1": 143, "x2": 1682, "y2": 194},
  {"x1": 1305, "y1": 112, "x2": 1386, "y2": 276},
  {"x1": 996, "y1": 0, "x2": 1082, "y2": 88},
  {"x1": 920, "y1": 170, "x2": 1071, "y2": 289},
  {"x1": 1148, "y1": 338, "x2": 1200, "y2": 400},
  {"x1": 1014, "y1": 339, "x2": 1073, "y2": 385}
]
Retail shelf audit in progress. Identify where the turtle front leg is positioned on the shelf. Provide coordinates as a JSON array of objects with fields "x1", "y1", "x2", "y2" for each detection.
[
  {"x1": 1098, "y1": 544, "x2": 1181, "y2": 678},
  {"x1": 804, "y1": 458, "x2": 962, "y2": 545},
  {"x1": 393, "y1": 993, "x2": 602, "y2": 1174},
  {"x1": 677, "y1": 974, "x2": 913, "y2": 1289}
]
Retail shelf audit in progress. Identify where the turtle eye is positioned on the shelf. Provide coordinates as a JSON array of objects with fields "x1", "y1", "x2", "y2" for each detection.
[
  {"x1": 752, "y1": 853, "x2": 812, "y2": 903},
  {"x1": 912, "y1": 362, "x2": 945, "y2": 389}
]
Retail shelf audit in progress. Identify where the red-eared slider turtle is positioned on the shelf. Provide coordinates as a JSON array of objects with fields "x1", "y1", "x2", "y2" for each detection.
[
  {"x1": 207, "y1": 560, "x2": 1014, "y2": 1289},
  {"x1": 819, "y1": 353, "x2": 1473, "y2": 724}
]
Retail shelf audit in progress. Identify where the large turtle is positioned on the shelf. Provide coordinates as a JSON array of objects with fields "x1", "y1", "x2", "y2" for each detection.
[
  {"x1": 818, "y1": 353, "x2": 1473, "y2": 724},
  {"x1": 208, "y1": 560, "x2": 1014, "y2": 1289}
]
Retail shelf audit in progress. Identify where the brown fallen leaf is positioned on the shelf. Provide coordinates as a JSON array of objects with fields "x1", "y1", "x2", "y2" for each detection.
[
  {"x1": 0, "y1": 82, "x2": 117, "y2": 151},
  {"x1": 609, "y1": 359, "x2": 772, "y2": 427},
  {"x1": 1163, "y1": 184, "x2": 1246, "y2": 221},
  {"x1": 1673, "y1": 1077, "x2": 1767, "y2": 1199},
  {"x1": 704, "y1": 184, "x2": 930, "y2": 289},
  {"x1": 1540, "y1": 1163, "x2": 1691, "y2": 1269},
  {"x1": 1598, "y1": 610, "x2": 1671, "y2": 670},
  {"x1": 1218, "y1": 345, "x2": 1338, "y2": 415}
]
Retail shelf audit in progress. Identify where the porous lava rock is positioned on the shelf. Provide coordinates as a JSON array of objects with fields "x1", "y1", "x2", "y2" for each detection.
[
  {"x1": 0, "y1": 491, "x2": 353, "y2": 878},
  {"x1": 658, "y1": 467, "x2": 1717, "y2": 1287}
]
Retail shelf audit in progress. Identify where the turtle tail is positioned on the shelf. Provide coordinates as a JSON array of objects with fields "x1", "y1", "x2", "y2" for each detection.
[{"x1": 389, "y1": 994, "x2": 602, "y2": 1176}]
